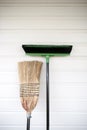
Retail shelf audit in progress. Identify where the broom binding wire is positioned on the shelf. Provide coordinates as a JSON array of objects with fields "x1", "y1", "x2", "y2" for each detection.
[{"x1": 20, "y1": 83, "x2": 39, "y2": 97}]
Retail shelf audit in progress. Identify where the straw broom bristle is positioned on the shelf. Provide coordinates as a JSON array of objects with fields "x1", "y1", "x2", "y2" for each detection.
[{"x1": 18, "y1": 61, "x2": 43, "y2": 113}]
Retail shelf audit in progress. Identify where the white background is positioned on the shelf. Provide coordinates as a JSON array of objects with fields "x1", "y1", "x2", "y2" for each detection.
[{"x1": 0, "y1": 0, "x2": 87, "y2": 130}]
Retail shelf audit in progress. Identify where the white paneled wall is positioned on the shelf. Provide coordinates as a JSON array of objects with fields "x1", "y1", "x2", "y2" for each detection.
[{"x1": 0, "y1": 0, "x2": 87, "y2": 130}]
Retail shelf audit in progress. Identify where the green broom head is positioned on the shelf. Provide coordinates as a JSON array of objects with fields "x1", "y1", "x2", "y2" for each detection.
[{"x1": 22, "y1": 45, "x2": 72, "y2": 57}]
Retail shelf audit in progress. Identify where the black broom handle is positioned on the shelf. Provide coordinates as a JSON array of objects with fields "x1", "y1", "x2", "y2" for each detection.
[
  {"x1": 27, "y1": 113, "x2": 31, "y2": 130},
  {"x1": 46, "y1": 61, "x2": 49, "y2": 130}
]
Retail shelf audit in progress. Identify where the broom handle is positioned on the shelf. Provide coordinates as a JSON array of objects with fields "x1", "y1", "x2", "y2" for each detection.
[
  {"x1": 27, "y1": 117, "x2": 30, "y2": 130},
  {"x1": 46, "y1": 56, "x2": 49, "y2": 130},
  {"x1": 27, "y1": 113, "x2": 31, "y2": 130}
]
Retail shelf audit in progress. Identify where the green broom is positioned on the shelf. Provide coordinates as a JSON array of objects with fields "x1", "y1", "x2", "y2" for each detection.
[{"x1": 22, "y1": 45, "x2": 73, "y2": 130}]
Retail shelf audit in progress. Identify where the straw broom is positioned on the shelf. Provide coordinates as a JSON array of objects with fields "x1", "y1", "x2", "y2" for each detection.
[{"x1": 18, "y1": 61, "x2": 43, "y2": 130}]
